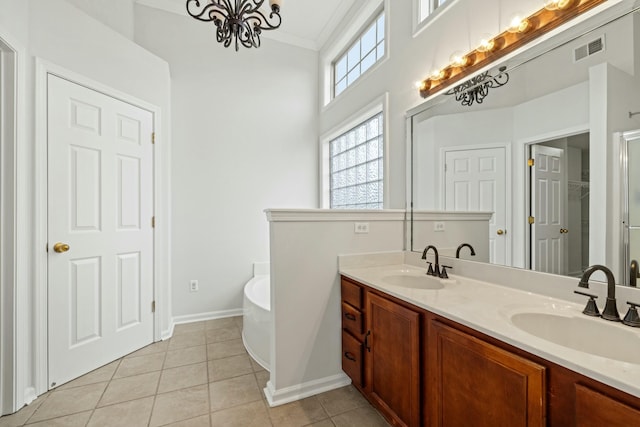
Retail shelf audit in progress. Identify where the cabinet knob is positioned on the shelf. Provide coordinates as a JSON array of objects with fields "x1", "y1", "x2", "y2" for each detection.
[{"x1": 344, "y1": 352, "x2": 356, "y2": 362}]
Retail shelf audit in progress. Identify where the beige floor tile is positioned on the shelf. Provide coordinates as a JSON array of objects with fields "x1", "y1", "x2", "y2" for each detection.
[
  {"x1": 209, "y1": 374, "x2": 262, "y2": 412},
  {"x1": 210, "y1": 400, "x2": 272, "y2": 427},
  {"x1": 87, "y1": 396, "x2": 154, "y2": 427},
  {"x1": 168, "y1": 331, "x2": 206, "y2": 350},
  {"x1": 205, "y1": 318, "x2": 237, "y2": 330},
  {"x1": 250, "y1": 357, "x2": 267, "y2": 373},
  {"x1": 331, "y1": 405, "x2": 391, "y2": 427},
  {"x1": 0, "y1": 394, "x2": 50, "y2": 427},
  {"x1": 173, "y1": 322, "x2": 206, "y2": 335},
  {"x1": 125, "y1": 340, "x2": 169, "y2": 358},
  {"x1": 317, "y1": 386, "x2": 368, "y2": 417},
  {"x1": 28, "y1": 382, "x2": 107, "y2": 423},
  {"x1": 25, "y1": 411, "x2": 92, "y2": 426},
  {"x1": 165, "y1": 345, "x2": 207, "y2": 369},
  {"x1": 254, "y1": 371, "x2": 270, "y2": 391},
  {"x1": 163, "y1": 415, "x2": 211, "y2": 426},
  {"x1": 207, "y1": 339, "x2": 246, "y2": 360},
  {"x1": 307, "y1": 420, "x2": 336, "y2": 427},
  {"x1": 57, "y1": 360, "x2": 120, "y2": 390},
  {"x1": 98, "y1": 371, "x2": 160, "y2": 407},
  {"x1": 205, "y1": 326, "x2": 240, "y2": 344},
  {"x1": 149, "y1": 384, "x2": 209, "y2": 427},
  {"x1": 267, "y1": 396, "x2": 329, "y2": 427},
  {"x1": 208, "y1": 355, "x2": 253, "y2": 382},
  {"x1": 234, "y1": 316, "x2": 243, "y2": 329},
  {"x1": 158, "y1": 362, "x2": 208, "y2": 394},
  {"x1": 113, "y1": 352, "x2": 165, "y2": 379}
]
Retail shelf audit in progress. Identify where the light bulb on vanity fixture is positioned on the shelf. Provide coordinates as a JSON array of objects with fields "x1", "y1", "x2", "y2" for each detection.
[{"x1": 417, "y1": 0, "x2": 605, "y2": 100}]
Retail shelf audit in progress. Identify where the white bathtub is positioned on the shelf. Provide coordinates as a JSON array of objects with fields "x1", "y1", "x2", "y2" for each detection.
[{"x1": 242, "y1": 272, "x2": 271, "y2": 371}]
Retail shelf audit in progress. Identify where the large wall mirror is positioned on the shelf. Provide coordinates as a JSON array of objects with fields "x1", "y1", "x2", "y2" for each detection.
[{"x1": 409, "y1": 0, "x2": 640, "y2": 284}]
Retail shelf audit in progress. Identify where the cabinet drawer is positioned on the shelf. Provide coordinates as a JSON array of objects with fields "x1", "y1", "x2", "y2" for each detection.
[
  {"x1": 342, "y1": 331, "x2": 364, "y2": 387},
  {"x1": 341, "y1": 278, "x2": 362, "y2": 309},
  {"x1": 342, "y1": 302, "x2": 363, "y2": 335}
]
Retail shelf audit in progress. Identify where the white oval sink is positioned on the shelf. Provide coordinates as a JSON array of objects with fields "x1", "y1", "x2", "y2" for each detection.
[
  {"x1": 382, "y1": 274, "x2": 444, "y2": 290},
  {"x1": 511, "y1": 312, "x2": 640, "y2": 364}
]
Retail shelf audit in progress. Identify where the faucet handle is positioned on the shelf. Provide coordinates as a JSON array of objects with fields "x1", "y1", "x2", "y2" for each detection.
[
  {"x1": 440, "y1": 265, "x2": 452, "y2": 279},
  {"x1": 574, "y1": 290, "x2": 601, "y2": 317},
  {"x1": 623, "y1": 301, "x2": 640, "y2": 327},
  {"x1": 426, "y1": 262, "x2": 435, "y2": 276}
]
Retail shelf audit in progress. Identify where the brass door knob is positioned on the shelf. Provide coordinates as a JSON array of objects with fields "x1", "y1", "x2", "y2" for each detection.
[
  {"x1": 497, "y1": 229, "x2": 506, "y2": 235},
  {"x1": 53, "y1": 242, "x2": 70, "y2": 253},
  {"x1": 560, "y1": 228, "x2": 569, "y2": 234}
]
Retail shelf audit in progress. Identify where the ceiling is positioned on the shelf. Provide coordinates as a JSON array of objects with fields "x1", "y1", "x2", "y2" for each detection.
[{"x1": 135, "y1": 0, "x2": 359, "y2": 51}]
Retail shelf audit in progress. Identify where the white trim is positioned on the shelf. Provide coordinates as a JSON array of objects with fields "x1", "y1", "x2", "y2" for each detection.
[
  {"x1": 412, "y1": 211, "x2": 493, "y2": 222},
  {"x1": 34, "y1": 58, "x2": 168, "y2": 395},
  {"x1": 0, "y1": 25, "x2": 29, "y2": 415},
  {"x1": 172, "y1": 309, "x2": 244, "y2": 325},
  {"x1": 412, "y1": 0, "x2": 460, "y2": 38},
  {"x1": 264, "y1": 373, "x2": 351, "y2": 407},
  {"x1": 318, "y1": 93, "x2": 389, "y2": 209},
  {"x1": 265, "y1": 209, "x2": 405, "y2": 223}
]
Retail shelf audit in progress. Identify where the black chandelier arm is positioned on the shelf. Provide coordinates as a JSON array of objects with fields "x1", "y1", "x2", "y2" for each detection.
[{"x1": 186, "y1": 0, "x2": 229, "y2": 22}]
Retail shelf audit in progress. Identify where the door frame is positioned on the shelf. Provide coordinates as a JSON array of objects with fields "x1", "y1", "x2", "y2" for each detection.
[
  {"x1": 0, "y1": 26, "x2": 28, "y2": 416},
  {"x1": 439, "y1": 142, "x2": 512, "y2": 266},
  {"x1": 34, "y1": 59, "x2": 165, "y2": 395}
]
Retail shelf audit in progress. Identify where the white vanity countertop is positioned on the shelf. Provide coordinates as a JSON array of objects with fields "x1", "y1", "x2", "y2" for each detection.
[{"x1": 339, "y1": 261, "x2": 640, "y2": 399}]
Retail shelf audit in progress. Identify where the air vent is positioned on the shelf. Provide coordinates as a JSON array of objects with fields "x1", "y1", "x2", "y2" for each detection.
[{"x1": 573, "y1": 36, "x2": 605, "y2": 62}]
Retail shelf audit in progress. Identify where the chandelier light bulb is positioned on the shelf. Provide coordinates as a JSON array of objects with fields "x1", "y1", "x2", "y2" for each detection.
[
  {"x1": 477, "y1": 35, "x2": 495, "y2": 53},
  {"x1": 508, "y1": 14, "x2": 526, "y2": 33},
  {"x1": 450, "y1": 51, "x2": 468, "y2": 67}
]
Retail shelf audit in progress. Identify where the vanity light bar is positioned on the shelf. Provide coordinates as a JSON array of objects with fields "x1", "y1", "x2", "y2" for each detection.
[{"x1": 418, "y1": 0, "x2": 607, "y2": 98}]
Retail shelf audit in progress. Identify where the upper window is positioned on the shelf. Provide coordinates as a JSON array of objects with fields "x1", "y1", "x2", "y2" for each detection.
[
  {"x1": 419, "y1": 0, "x2": 448, "y2": 22},
  {"x1": 329, "y1": 112, "x2": 384, "y2": 209},
  {"x1": 333, "y1": 12, "x2": 385, "y2": 98}
]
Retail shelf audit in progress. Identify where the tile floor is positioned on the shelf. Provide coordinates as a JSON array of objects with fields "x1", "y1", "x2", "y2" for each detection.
[{"x1": 0, "y1": 317, "x2": 390, "y2": 427}]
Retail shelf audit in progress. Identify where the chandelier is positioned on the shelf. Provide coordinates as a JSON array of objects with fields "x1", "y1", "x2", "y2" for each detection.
[
  {"x1": 186, "y1": 0, "x2": 283, "y2": 51},
  {"x1": 445, "y1": 66, "x2": 509, "y2": 107}
]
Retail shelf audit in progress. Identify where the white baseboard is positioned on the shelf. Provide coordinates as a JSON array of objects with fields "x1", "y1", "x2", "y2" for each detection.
[
  {"x1": 161, "y1": 322, "x2": 175, "y2": 341},
  {"x1": 171, "y1": 309, "x2": 243, "y2": 327},
  {"x1": 264, "y1": 373, "x2": 352, "y2": 407}
]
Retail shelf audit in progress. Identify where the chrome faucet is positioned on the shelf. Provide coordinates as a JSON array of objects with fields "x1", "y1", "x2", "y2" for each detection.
[
  {"x1": 630, "y1": 260, "x2": 638, "y2": 287},
  {"x1": 422, "y1": 245, "x2": 440, "y2": 277},
  {"x1": 456, "y1": 243, "x2": 476, "y2": 259},
  {"x1": 578, "y1": 265, "x2": 620, "y2": 322}
]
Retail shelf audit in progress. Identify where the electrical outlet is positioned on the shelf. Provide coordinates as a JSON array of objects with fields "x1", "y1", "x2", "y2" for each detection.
[
  {"x1": 354, "y1": 222, "x2": 370, "y2": 234},
  {"x1": 189, "y1": 280, "x2": 199, "y2": 292},
  {"x1": 434, "y1": 222, "x2": 445, "y2": 232}
]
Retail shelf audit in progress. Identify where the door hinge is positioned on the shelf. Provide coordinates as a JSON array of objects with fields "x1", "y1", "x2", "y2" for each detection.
[
  {"x1": 152, "y1": 132, "x2": 155, "y2": 144},
  {"x1": 152, "y1": 216, "x2": 155, "y2": 228},
  {"x1": 529, "y1": 216, "x2": 535, "y2": 224},
  {"x1": 152, "y1": 301, "x2": 156, "y2": 313},
  {"x1": 527, "y1": 158, "x2": 535, "y2": 167},
  {"x1": 46, "y1": 243, "x2": 49, "y2": 252}
]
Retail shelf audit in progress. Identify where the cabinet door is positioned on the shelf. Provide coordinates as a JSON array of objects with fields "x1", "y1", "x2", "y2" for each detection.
[
  {"x1": 575, "y1": 384, "x2": 640, "y2": 426},
  {"x1": 366, "y1": 292, "x2": 421, "y2": 427},
  {"x1": 429, "y1": 320, "x2": 545, "y2": 427}
]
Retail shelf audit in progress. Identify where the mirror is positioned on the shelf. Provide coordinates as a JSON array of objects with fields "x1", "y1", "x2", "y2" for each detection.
[{"x1": 410, "y1": 0, "x2": 640, "y2": 283}]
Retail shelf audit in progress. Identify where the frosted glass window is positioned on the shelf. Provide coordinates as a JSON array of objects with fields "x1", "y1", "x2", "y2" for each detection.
[
  {"x1": 334, "y1": 12, "x2": 385, "y2": 98},
  {"x1": 419, "y1": 0, "x2": 448, "y2": 23},
  {"x1": 330, "y1": 112, "x2": 384, "y2": 209}
]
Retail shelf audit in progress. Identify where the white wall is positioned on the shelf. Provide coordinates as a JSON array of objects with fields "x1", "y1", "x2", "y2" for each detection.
[
  {"x1": 265, "y1": 210, "x2": 405, "y2": 406},
  {"x1": 64, "y1": 0, "x2": 136, "y2": 40},
  {"x1": 133, "y1": 6, "x2": 319, "y2": 318},
  {"x1": 0, "y1": 0, "x2": 172, "y2": 412}
]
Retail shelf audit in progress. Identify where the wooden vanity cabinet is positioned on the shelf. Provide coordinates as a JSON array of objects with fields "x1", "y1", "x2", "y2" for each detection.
[
  {"x1": 341, "y1": 275, "x2": 640, "y2": 427},
  {"x1": 341, "y1": 277, "x2": 421, "y2": 427},
  {"x1": 427, "y1": 319, "x2": 546, "y2": 427}
]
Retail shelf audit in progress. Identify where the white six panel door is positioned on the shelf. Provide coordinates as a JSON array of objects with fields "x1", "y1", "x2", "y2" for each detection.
[
  {"x1": 531, "y1": 145, "x2": 567, "y2": 275},
  {"x1": 47, "y1": 74, "x2": 154, "y2": 388},
  {"x1": 444, "y1": 147, "x2": 507, "y2": 265}
]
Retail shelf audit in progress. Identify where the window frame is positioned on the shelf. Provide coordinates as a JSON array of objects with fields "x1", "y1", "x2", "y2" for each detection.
[
  {"x1": 332, "y1": 11, "x2": 386, "y2": 99},
  {"x1": 320, "y1": 94, "x2": 389, "y2": 209},
  {"x1": 413, "y1": 0, "x2": 459, "y2": 37}
]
